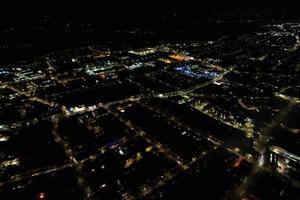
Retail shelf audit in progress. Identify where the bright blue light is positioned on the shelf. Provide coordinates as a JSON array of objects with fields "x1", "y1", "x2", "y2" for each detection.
[{"x1": 175, "y1": 65, "x2": 218, "y2": 80}]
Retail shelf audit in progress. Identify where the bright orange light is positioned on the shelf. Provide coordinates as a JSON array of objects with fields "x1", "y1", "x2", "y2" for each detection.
[
  {"x1": 124, "y1": 158, "x2": 134, "y2": 168},
  {"x1": 232, "y1": 157, "x2": 243, "y2": 168},
  {"x1": 38, "y1": 192, "x2": 46, "y2": 199},
  {"x1": 169, "y1": 53, "x2": 192, "y2": 61}
]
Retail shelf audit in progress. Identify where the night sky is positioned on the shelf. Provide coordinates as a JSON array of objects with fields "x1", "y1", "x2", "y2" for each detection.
[{"x1": 0, "y1": 0, "x2": 299, "y2": 16}]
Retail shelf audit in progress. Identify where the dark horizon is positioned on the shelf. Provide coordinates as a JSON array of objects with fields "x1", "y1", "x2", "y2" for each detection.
[{"x1": 0, "y1": 0, "x2": 299, "y2": 17}]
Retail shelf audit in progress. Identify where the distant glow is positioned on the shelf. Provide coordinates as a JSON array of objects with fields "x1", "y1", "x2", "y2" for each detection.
[
  {"x1": 118, "y1": 149, "x2": 124, "y2": 155},
  {"x1": 169, "y1": 53, "x2": 193, "y2": 61},
  {"x1": 270, "y1": 153, "x2": 273, "y2": 163},
  {"x1": 128, "y1": 48, "x2": 156, "y2": 56},
  {"x1": 38, "y1": 192, "x2": 46, "y2": 199},
  {"x1": 100, "y1": 183, "x2": 106, "y2": 189},
  {"x1": 1, "y1": 158, "x2": 20, "y2": 167},
  {"x1": 258, "y1": 154, "x2": 264, "y2": 167},
  {"x1": 159, "y1": 58, "x2": 172, "y2": 64},
  {"x1": 180, "y1": 131, "x2": 187, "y2": 136},
  {"x1": 175, "y1": 65, "x2": 218, "y2": 80},
  {"x1": 232, "y1": 157, "x2": 242, "y2": 168},
  {"x1": 124, "y1": 158, "x2": 134, "y2": 168},
  {"x1": 213, "y1": 80, "x2": 223, "y2": 85},
  {"x1": 145, "y1": 146, "x2": 153, "y2": 152},
  {"x1": 0, "y1": 135, "x2": 9, "y2": 142},
  {"x1": 69, "y1": 106, "x2": 85, "y2": 113}
]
